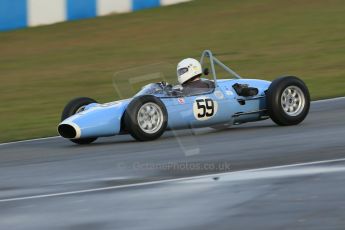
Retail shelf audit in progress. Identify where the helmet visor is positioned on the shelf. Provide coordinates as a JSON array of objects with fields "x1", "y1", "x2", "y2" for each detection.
[{"x1": 177, "y1": 68, "x2": 188, "y2": 76}]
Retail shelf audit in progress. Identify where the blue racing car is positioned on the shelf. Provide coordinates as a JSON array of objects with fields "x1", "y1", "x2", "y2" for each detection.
[{"x1": 58, "y1": 50, "x2": 310, "y2": 144}]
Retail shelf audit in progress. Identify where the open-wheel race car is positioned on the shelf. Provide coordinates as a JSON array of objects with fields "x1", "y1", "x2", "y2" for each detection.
[{"x1": 58, "y1": 50, "x2": 310, "y2": 144}]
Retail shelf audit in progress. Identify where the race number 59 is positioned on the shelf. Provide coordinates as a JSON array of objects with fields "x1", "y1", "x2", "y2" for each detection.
[{"x1": 193, "y1": 98, "x2": 218, "y2": 121}]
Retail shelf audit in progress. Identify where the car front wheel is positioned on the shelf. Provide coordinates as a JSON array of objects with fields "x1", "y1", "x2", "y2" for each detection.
[{"x1": 124, "y1": 95, "x2": 168, "y2": 141}]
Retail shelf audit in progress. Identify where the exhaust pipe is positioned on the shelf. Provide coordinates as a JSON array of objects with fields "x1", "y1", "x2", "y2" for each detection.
[{"x1": 58, "y1": 123, "x2": 81, "y2": 139}]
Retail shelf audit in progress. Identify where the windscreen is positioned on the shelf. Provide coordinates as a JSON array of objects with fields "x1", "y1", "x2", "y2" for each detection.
[{"x1": 134, "y1": 83, "x2": 165, "y2": 97}]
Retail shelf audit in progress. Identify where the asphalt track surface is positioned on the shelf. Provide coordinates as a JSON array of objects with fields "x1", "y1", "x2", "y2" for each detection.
[{"x1": 0, "y1": 97, "x2": 344, "y2": 229}]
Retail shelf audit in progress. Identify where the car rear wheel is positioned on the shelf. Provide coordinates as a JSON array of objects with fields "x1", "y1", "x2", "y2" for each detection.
[
  {"x1": 61, "y1": 97, "x2": 98, "y2": 144},
  {"x1": 124, "y1": 95, "x2": 168, "y2": 141},
  {"x1": 266, "y1": 76, "x2": 310, "y2": 126}
]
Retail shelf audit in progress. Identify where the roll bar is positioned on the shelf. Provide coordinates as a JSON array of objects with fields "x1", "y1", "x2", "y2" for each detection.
[{"x1": 199, "y1": 50, "x2": 242, "y2": 86}]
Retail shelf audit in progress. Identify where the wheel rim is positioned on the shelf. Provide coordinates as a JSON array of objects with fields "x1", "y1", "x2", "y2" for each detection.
[
  {"x1": 137, "y1": 102, "x2": 164, "y2": 134},
  {"x1": 281, "y1": 86, "x2": 305, "y2": 116}
]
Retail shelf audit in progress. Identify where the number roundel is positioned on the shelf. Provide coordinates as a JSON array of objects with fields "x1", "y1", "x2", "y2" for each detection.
[{"x1": 193, "y1": 97, "x2": 218, "y2": 121}]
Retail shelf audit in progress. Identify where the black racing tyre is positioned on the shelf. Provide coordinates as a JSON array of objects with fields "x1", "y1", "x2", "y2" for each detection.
[
  {"x1": 266, "y1": 76, "x2": 310, "y2": 126},
  {"x1": 61, "y1": 97, "x2": 98, "y2": 144},
  {"x1": 124, "y1": 95, "x2": 168, "y2": 141}
]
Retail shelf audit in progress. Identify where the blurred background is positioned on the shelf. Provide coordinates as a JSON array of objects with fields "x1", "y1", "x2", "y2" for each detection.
[{"x1": 0, "y1": 0, "x2": 344, "y2": 142}]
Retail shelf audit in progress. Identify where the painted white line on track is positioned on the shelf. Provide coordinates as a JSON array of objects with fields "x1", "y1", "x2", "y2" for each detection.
[
  {"x1": 1, "y1": 157, "x2": 345, "y2": 203},
  {"x1": 0, "y1": 136, "x2": 59, "y2": 147},
  {"x1": 0, "y1": 96, "x2": 344, "y2": 147},
  {"x1": 188, "y1": 166, "x2": 345, "y2": 184},
  {"x1": 312, "y1": 96, "x2": 345, "y2": 103}
]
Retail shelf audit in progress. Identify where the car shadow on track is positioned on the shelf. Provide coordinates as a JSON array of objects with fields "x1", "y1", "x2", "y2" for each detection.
[{"x1": 62, "y1": 122, "x2": 279, "y2": 148}]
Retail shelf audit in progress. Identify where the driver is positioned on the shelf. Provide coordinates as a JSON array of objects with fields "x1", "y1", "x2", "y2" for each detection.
[{"x1": 177, "y1": 58, "x2": 213, "y2": 95}]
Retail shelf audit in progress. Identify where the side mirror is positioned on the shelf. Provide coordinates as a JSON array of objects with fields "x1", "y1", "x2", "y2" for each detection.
[{"x1": 203, "y1": 68, "x2": 209, "y2": 76}]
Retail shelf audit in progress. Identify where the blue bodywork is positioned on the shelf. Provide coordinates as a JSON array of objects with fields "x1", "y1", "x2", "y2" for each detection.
[
  {"x1": 59, "y1": 78, "x2": 271, "y2": 139},
  {"x1": 58, "y1": 50, "x2": 272, "y2": 140}
]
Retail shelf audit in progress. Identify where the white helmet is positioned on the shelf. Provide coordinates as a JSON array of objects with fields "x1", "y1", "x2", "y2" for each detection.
[{"x1": 177, "y1": 58, "x2": 202, "y2": 84}]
